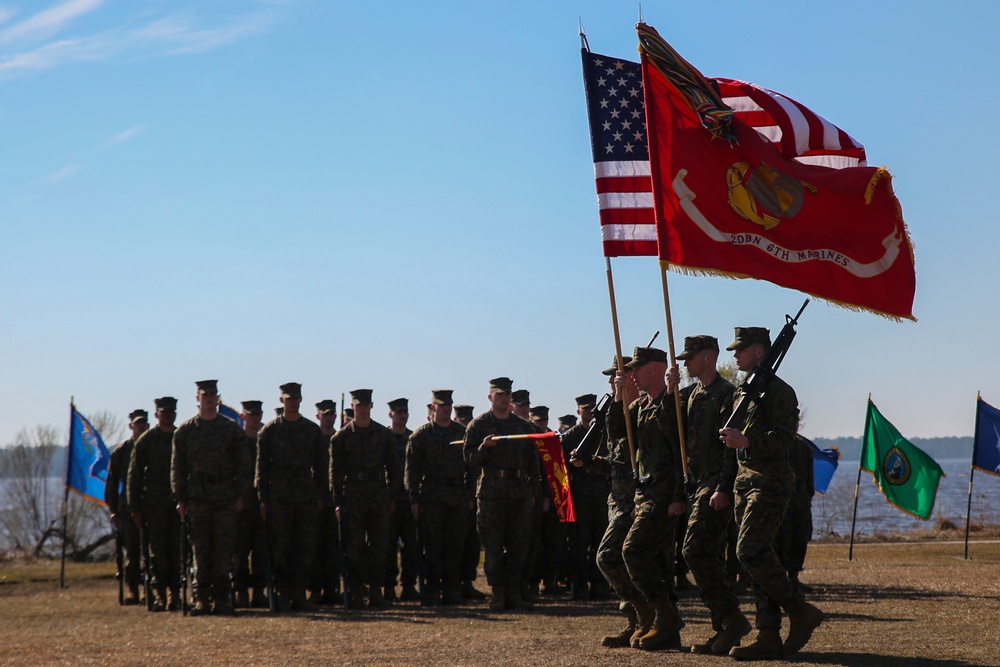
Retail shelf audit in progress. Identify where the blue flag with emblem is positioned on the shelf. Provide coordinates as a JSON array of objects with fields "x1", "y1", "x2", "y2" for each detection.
[
  {"x1": 803, "y1": 437, "x2": 840, "y2": 495},
  {"x1": 973, "y1": 396, "x2": 1000, "y2": 478},
  {"x1": 66, "y1": 405, "x2": 111, "y2": 505}
]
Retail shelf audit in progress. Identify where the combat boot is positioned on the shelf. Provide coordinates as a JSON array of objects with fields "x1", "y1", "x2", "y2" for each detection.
[
  {"x1": 710, "y1": 608, "x2": 752, "y2": 654},
  {"x1": 215, "y1": 595, "x2": 236, "y2": 616},
  {"x1": 348, "y1": 585, "x2": 367, "y2": 610},
  {"x1": 321, "y1": 587, "x2": 340, "y2": 605},
  {"x1": 441, "y1": 583, "x2": 462, "y2": 606},
  {"x1": 289, "y1": 585, "x2": 316, "y2": 612},
  {"x1": 462, "y1": 581, "x2": 486, "y2": 600},
  {"x1": 506, "y1": 581, "x2": 533, "y2": 610},
  {"x1": 124, "y1": 585, "x2": 141, "y2": 606},
  {"x1": 400, "y1": 584, "x2": 421, "y2": 602},
  {"x1": 629, "y1": 598, "x2": 656, "y2": 648},
  {"x1": 489, "y1": 585, "x2": 506, "y2": 612},
  {"x1": 150, "y1": 587, "x2": 167, "y2": 613},
  {"x1": 234, "y1": 588, "x2": 250, "y2": 609},
  {"x1": 167, "y1": 587, "x2": 181, "y2": 612},
  {"x1": 522, "y1": 581, "x2": 540, "y2": 603},
  {"x1": 601, "y1": 602, "x2": 637, "y2": 648},
  {"x1": 729, "y1": 628, "x2": 783, "y2": 661},
  {"x1": 784, "y1": 601, "x2": 824, "y2": 654},
  {"x1": 251, "y1": 587, "x2": 267, "y2": 608},
  {"x1": 189, "y1": 593, "x2": 211, "y2": 617},
  {"x1": 382, "y1": 585, "x2": 397, "y2": 603},
  {"x1": 638, "y1": 598, "x2": 683, "y2": 651},
  {"x1": 369, "y1": 586, "x2": 389, "y2": 608},
  {"x1": 690, "y1": 630, "x2": 723, "y2": 655}
]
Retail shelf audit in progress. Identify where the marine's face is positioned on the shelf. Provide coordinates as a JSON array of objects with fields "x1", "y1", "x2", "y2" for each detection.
[
  {"x1": 489, "y1": 390, "x2": 512, "y2": 413},
  {"x1": 353, "y1": 402, "x2": 372, "y2": 422},
  {"x1": 433, "y1": 402, "x2": 452, "y2": 425},
  {"x1": 156, "y1": 408, "x2": 176, "y2": 429},
  {"x1": 130, "y1": 420, "x2": 149, "y2": 439},
  {"x1": 197, "y1": 392, "x2": 220, "y2": 411},
  {"x1": 281, "y1": 395, "x2": 302, "y2": 417},
  {"x1": 734, "y1": 344, "x2": 764, "y2": 373},
  {"x1": 317, "y1": 412, "x2": 336, "y2": 430},
  {"x1": 243, "y1": 412, "x2": 263, "y2": 430}
]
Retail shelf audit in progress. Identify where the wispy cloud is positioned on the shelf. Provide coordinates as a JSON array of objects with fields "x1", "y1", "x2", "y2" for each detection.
[
  {"x1": 103, "y1": 124, "x2": 144, "y2": 147},
  {"x1": 0, "y1": 0, "x2": 103, "y2": 46},
  {"x1": 37, "y1": 164, "x2": 80, "y2": 184},
  {"x1": 0, "y1": 2, "x2": 291, "y2": 80}
]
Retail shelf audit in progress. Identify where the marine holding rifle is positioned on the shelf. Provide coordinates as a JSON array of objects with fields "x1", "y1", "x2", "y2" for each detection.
[
  {"x1": 719, "y1": 326, "x2": 823, "y2": 659},
  {"x1": 659, "y1": 335, "x2": 747, "y2": 655}
]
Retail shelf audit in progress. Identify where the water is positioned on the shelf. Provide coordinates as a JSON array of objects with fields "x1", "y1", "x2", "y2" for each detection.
[{"x1": 812, "y1": 459, "x2": 1000, "y2": 538}]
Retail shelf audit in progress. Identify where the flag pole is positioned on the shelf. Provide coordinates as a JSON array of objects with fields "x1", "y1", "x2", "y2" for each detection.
[
  {"x1": 59, "y1": 398, "x2": 74, "y2": 589},
  {"x1": 606, "y1": 257, "x2": 640, "y2": 479},
  {"x1": 964, "y1": 392, "x2": 981, "y2": 560},
  {"x1": 659, "y1": 266, "x2": 690, "y2": 486},
  {"x1": 848, "y1": 394, "x2": 870, "y2": 562}
]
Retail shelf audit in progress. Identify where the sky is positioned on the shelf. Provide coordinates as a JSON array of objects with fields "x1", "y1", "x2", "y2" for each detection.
[{"x1": 2, "y1": 0, "x2": 998, "y2": 448}]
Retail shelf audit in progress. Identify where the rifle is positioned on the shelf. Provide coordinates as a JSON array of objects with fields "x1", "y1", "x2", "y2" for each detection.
[
  {"x1": 264, "y1": 513, "x2": 279, "y2": 613},
  {"x1": 179, "y1": 515, "x2": 189, "y2": 616},
  {"x1": 114, "y1": 522, "x2": 124, "y2": 605},
  {"x1": 725, "y1": 299, "x2": 809, "y2": 459},
  {"x1": 569, "y1": 393, "x2": 611, "y2": 465},
  {"x1": 140, "y1": 526, "x2": 153, "y2": 611}
]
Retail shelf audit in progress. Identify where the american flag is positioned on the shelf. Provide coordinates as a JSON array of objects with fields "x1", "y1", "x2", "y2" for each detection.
[{"x1": 581, "y1": 50, "x2": 868, "y2": 256}]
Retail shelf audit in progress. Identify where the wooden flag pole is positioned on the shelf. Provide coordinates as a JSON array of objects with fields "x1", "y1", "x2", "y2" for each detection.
[
  {"x1": 848, "y1": 394, "x2": 870, "y2": 562},
  {"x1": 606, "y1": 257, "x2": 640, "y2": 479},
  {"x1": 964, "y1": 392, "x2": 981, "y2": 560},
  {"x1": 659, "y1": 266, "x2": 690, "y2": 486}
]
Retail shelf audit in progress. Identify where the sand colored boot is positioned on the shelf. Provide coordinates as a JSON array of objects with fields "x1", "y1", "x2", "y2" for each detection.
[
  {"x1": 729, "y1": 628, "x2": 783, "y2": 661},
  {"x1": 638, "y1": 598, "x2": 683, "y2": 651},
  {"x1": 601, "y1": 603, "x2": 638, "y2": 648},
  {"x1": 489, "y1": 584, "x2": 506, "y2": 612},
  {"x1": 784, "y1": 601, "x2": 824, "y2": 654},
  {"x1": 629, "y1": 598, "x2": 656, "y2": 648},
  {"x1": 710, "y1": 608, "x2": 752, "y2": 654}
]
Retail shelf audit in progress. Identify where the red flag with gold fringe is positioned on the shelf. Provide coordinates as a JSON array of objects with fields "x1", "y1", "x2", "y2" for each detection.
[{"x1": 533, "y1": 432, "x2": 576, "y2": 522}]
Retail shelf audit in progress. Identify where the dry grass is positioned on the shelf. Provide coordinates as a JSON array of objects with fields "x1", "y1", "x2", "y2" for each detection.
[{"x1": 2, "y1": 541, "x2": 999, "y2": 666}]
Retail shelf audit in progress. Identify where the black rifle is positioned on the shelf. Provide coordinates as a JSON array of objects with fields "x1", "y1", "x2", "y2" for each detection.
[
  {"x1": 114, "y1": 522, "x2": 124, "y2": 605},
  {"x1": 569, "y1": 393, "x2": 611, "y2": 465},
  {"x1": 140, "y1": 525, "x2": 153, "y2": 611},
  {"x1": 725, "y1": 299, "x2": 809, "y2": 457},
  {"x1": 265, "y1": 513, "x2": 279, "y2": 613},
  {"x1": 179, "y1": 515, "x2": 189, "y2": 616},
  {"x1": 338, "y1": 509, "x2": 351, "y2": 607}
]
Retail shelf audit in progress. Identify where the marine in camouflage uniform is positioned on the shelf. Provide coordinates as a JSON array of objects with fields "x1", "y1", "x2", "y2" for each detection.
[
  {"x1": 529, "y1": 404, "x2": 566, "y2": 597},
  {"x1": 720, "y1": 327, "x2": 823, "y2": 659},
  {"x1": 776, "y1": 434, "x2": 815, "y2": 594},
  {"x1": 128, "y1": 398, "x2": 182, "y2": 612},
  {"x1": 172, "y1": 381, "x2": 250, "y2": 615},
  {"x1": 453, "y1": 404, "x2": 486, "y2": 600},
  {"x1": 593, "y1": 356, "x2": 643, "y2": 647},
  {"x1": 608, "y1": 347, "x2": 685, "y2": 651},
  {"x1": 405, "y1": 390, "x2": 472, "y2": 605},
  {"x1": 256, "y1": 383, "x2": 329, "y2": 611},
  {"x1": 511, "y1": 391, "x2": 545, "y2": 601},
  {"x1": 561, "y1": 394, "x2": 611, "y2": 601},
  {"x1": 330, "y1": 389, "x2": 397, "y2": 609},
  {"x1": 233, "y1": 400, "x2": 269, "y2": 608},
  {"x1": 660, "y1": 336, "x2": 748, "y2": 654},
  {"x1": 310, "y1": 399, "x2": 342, "y2": 604},
  {"x1": 463, "y1": 377, "x2": 541, "y2": 612},
  {"x1": 384, "y1": 397, "x2": 420, "y2": 603},
  {"x1": 106, "y1": 409, "x2": 148, "y2": 605}
]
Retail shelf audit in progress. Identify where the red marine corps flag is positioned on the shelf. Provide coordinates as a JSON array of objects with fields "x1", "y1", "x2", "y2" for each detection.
[{"x1": 636, "y1": 24, "x2": 916, "y2": 320}]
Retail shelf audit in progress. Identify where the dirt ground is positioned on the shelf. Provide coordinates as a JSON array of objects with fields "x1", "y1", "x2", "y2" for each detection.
[{"x1": 1, "y1": 541, "x2": 998, "y2": 666}]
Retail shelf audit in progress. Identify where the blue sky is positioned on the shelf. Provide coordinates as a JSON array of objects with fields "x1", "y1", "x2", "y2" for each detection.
[{"x1": 2, "y1": 1, "x2": 997, "y2": 447}]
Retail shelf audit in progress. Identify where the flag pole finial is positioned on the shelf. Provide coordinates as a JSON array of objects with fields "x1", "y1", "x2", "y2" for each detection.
[{"x1": 579, "y1": 18, "x2": 589, "y2": 51}]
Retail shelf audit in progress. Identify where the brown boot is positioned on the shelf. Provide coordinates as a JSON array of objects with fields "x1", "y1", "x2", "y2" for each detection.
[
  {"x1": 462, "y1": 581, "x2": 486, "y2": 600},
  {"x1": 729, "y1": 628, "x2": 783, "y2": 661},
  {"x1": 167, "y1": 587, "x2": 181, "y2": 612},
  {"x1": 400, "y1": 585, "x2": 421, "y2": 602},
  {"x1": 601, "y1": 602, "x2": 638, "y2": 648},
  {"x1": 506, "y1": 581, "x2": 533, "y2": 610},
  {"x1": 784, "y1": 601, "x2": 824, "y2": 654},
  {"x1": 124, "y1": 585, "x2": 141, "y2": 606},
  {"x1": 629, "y1": 598, "x2": 656, "y2": 648},
  {"x1": 711, "y1": 609, "x2": 752, "y2": 654},
  {"x1": 150, "y1": 588, "x2": 167, "y2": 613},
  {"x1": 691, "y1": 630, "x2": 723, "y2": 654},
  {"x1": 638, "y1": 598, "x2": 683, "y2": 651},
  {"x1": 441, "y1": 584, "x2": 462, "y2": 606},
  {"x1": 234, "y1": 588, "x2": 249, "y2": 609},
  {"x1": 489, "y1": 585, "x2": 506, "y2": 612}
]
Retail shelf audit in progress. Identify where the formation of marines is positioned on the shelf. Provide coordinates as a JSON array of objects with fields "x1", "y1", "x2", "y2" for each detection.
[{"x1": 105, "y1": 324, "x2": 822, "y2": 658}]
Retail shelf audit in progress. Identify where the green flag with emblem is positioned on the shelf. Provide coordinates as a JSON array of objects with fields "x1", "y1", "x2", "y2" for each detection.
[{"x1": 860, "y1": 399, "x2": 944, "y2": 520}]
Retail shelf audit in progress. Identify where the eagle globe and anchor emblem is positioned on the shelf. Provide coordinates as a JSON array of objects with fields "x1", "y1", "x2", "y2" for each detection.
[
  {"x1": 882, "y1": 447, "x2": 912, "y2": 485},
  {"x1": 726, "y1": 161, "x2": 818, "y2": 230}
]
